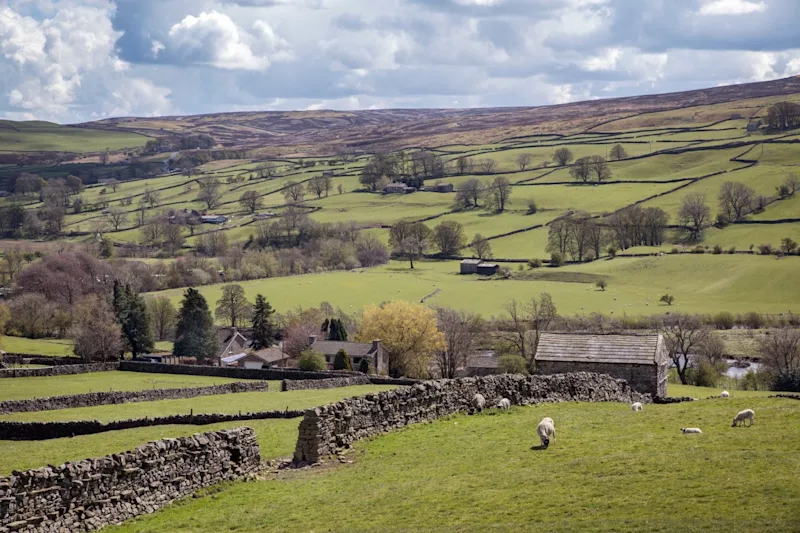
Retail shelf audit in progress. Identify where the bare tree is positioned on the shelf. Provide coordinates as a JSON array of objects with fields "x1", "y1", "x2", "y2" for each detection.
[
  {"x1": 718, "y1": 181, "x2": 756, "y2": 221},
  {"x1": 215, "y1": 284, "x2": 252, "y2": 328},
  {"x1": 142, "y1": 187, "x2": 160, "y2": 209},
  {"x1": 759, "y1": 328, "x2": 800, "y2": 389},
  {"x1": 660, "y1": 313, "x2": 710, "y2": 385},
  {"x1": 678, "y1": 192, "x2": 711, "y2": 241},
  {"x1": 553, "y1": 147, "x2": 574, "y2": 166},
  {"x1": 569, "y1": 157, "x2": 593, "y2": 183},
  {"x1": 146, "y1": 296, "x2": 177, "y2": 341},
  {"x1": 435, "y1": 308, "x2": 484, "y2": 378},
  {"x1": 456, "y1": 178, "x2": 484, "y2": 209},
  {"x1": 389, "y1": 221, "x2": 431, "y2": 269},
  {"x1": 307, "y1": 175, "x2": 329, "y2": 199},
  {"x1": 786, "y1": 173, "x2": 800, "y2": 196},
  {"x1": 72, "y1": 295, "x2": 123, "y2": 362},
  {"x1": 609, "y1": 144, "x2": 628, "y2": 161},
  {"x1": 588, "y1": 155, "x2": 611, "y2": 182},
  {"x1": 105, "y1": 208, "x2": 128, "y2": 231},
  {"x1": 197, "y1": 179, "x2": 223, "y2": 210},
  {"x1": 433, "y1": 221, "x2": 466, "y2": 255},
  {"x1": 516, "y1": 153, "x2": 534, "y2": 171},
  {"x1": 239, "y1": 190, "x2": 263, "y2": 213},
  {"x1": 456, "y1": 156, "x2": 474, "y2": 175},
  {"x1": 283, "y1": 181, "x2": 305, "y2": 204},
  {"x1": 488, "y1": 176, "x2": 512, "y2": 212},
  {"x1": 497, "y1": 293, "x2": 557, "y2": 371},
  {"x1": 469, "y1": 233, "x2": 492, "y2": 260},
  {"x1": 479, "y1": 158, "x2": 497, "y2": 174}
]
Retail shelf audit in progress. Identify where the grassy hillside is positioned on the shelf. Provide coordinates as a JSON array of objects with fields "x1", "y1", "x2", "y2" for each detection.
[{"x1": 0, "y1": 120, "x2": 149, "y2": 153}]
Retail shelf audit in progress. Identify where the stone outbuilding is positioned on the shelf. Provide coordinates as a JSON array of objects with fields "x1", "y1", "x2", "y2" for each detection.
[
  {"x1": 460, "y1": 259, "x2": 481, "y2": 274},
  {"x1": 534, "y1": 332, "x2": 669, "y2": 397}
]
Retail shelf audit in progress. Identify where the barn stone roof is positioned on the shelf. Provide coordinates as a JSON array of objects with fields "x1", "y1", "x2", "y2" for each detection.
[{"x1": 536, "y1": 333, "x2": 666, "y2": 365}]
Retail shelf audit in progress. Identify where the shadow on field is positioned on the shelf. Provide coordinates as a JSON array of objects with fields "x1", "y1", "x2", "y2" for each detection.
[{"x1": 530, "y1": 444, "x2": 549, "y2": 451}]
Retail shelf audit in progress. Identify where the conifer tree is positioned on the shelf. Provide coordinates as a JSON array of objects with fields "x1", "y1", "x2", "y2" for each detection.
[
  {"x1": 251, "y1": 294, "x2": 277, "y2": 350},
  {"x1": 174, "y1": 288, "x2": 218, "y2": 361},
  {"x1": 328, "y1": 318, "x2": 348, "y2": 341},
  {"x1": 333, "y1": 348, "x2": 352, "y2": 371},
  {"x1": 113, "y1": 281, "x2": 154, "y2": 357},
  {"x1": 358, "y1": 357, "x2": 371, "y2": 374}
]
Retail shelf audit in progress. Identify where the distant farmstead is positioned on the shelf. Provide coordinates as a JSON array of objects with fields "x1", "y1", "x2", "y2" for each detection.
[
  {"x1": 430, "y1": 182, "x2": 455, "y2": 193},
  {"x1": 383, "y1": 182, "x2": 416, "y2": 194},
  {"x1": 535, "y1": 333, "x2": 668, "y2": 397},
  {"x1": 460, "y1": 259, "x2": 498, "y2": 276},
  {"x1": 746, "y1": 119, "x2": 762, "y2": 133},
  {"x1": 200, "y1": 215, "x2": 227, "y2": 224}
]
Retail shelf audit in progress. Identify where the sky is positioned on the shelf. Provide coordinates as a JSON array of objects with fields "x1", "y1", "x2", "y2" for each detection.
[{"x1": 1, "y1": 0, "x2": 799, "y2": 123}]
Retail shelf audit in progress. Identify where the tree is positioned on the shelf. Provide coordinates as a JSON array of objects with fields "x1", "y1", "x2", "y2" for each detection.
[
  {"x1": 569, "y1": 157, "x2": 593, "y2": 183},
  {"x1": 516, "y1": 153, "x2": 534, "y2": 171},
  {"x1": 455, "y1": 178, "x2": 484, "y2": 209},
  {"x1": 389, "y1": 221, "x2": 431, "y2": 269},
  {"x1": 215, "y1": 284, "x2": 251, "y2": 328},
  {"x1": 197, "y1": 179, "x2": 223, "y2": 210},
  {"x1": 469, "y1": 233, "x2": 492, "y2": 260},
  {"x1": 251, "y1": 294, "x2": 277, "y2": 350},
  {"x1": 358, "y1": 301, "x2": 445, "y2": 378},
  {"x1": 660, "y1": 314, "x2": 710, "y2": 385},
  {"x1": 588, "y1": 155, "x2": 611, "y2": 182},
  {"x1": 479, "y1": 158, "x2": 497, "y2": 174},
  {"x1": 283, "y1": 181, "x2": 305, "y2": 204},
  {"x1": 333, "y1": 348, "x2": 353, "y2": 371},
  {"x1": 142, "y1": 187, "x2": 160, "y2": 209},
  {"x1": 553, "y1": 147, "x2": 574, "y2": 166},
  {"x1": 433, "y1": 220, "x2": 466, "y2": 255},
  {"x1": 173, "y1": 288, "x2": 218, "y2": 362},
  {"x1": 328, "y1": 318, "x2": 348, "y2": 341},
  {"x1": 766, "y1": 101, "x2": 800, "y2": 130},
  {"x1": 759, "y1": 328, "x2": 800, "y2": 391},
  {"x1": 146, "y1": 296, "x2": 177, "y2": 341},
  {"x1": 678, "y1": 193, "x2": 711, "y2": 241},
  {"x1": 718, "y1": 181, "x2": 755, "y2": 221},
  {"x1": 162, "y1": 222, "x2": 184, "y2": 255},
  {"x1": 113, "y1": 281, "x2": 154, "y2": 358},
  {"x1": 455, "y1": 156, "x2": 474, "y2": 175},
  {"x1": 72, "y1": 295, "x2": 124, "y2": 362},
  {"x1": 781, "y1": 237, "x2": 798, "y2": 255},
  {"x1": 596, "y1": 279, "x2": 607, "y2": 291},
  {"x1": 488, "y1": 176, "x2": 512, "y2": 212},
  {"x1": 358, "y1": 357, "x2": 371, "y2": 373},
  {"x1": 297, "y1": 349, "x2": 327, "y2": 371},
  {"x1": 65, "y1": 175, "x2": 83, "y2": 195},
  {"x1": 698, "y1": 333, "x2": 727, "y2": 366},
  {"x1": 307, "y1": 175, "x2": 331, "y2": 199},
  {"x1": 497, "y1": 293, "x2": 557, "y2": 371},
  {"x1": 785, "y1": 173, "x2": 800, "y2": 196},
  {"x1": 239, "y1": 190, "x2": 262, "y2": 213},
  {"x1": 105, "y1": 208, "x2": 128, "y2": 231},
  {"x1": 356, "y1": 233, "x2": 390, "y2": 267},
  {"x1": 435, "y1": 307, "x2": 483, "y2": 378},
  {"x1": 660, "y1": 294, "x2": 675, "y2": 306},
  {"x1": 609, "y1": 144, "x2": 628, "y2": 161}
]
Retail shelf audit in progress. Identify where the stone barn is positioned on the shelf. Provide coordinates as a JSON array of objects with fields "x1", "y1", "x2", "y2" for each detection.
[{"x1": 535, "y1": 333, "x2": 668, "y2": 397}]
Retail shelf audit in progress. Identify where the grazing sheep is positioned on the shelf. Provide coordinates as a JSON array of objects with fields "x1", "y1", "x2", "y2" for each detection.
[
  {"x1": 471, "y1": 393, "x2": 486, "y2": 414},
  {"x1": 537, "y1": 417, "x2": 556, "y2": 448},
  {"x1": 496, "y1": 398, "x2": 511, "y2": 410},
  {"x1": 631, "y1": 402, "x2": 643, "y2": 412},
  {"x1": 681, "y1": 428, "x2": 703, "y2": 434},
  {"x1": 720, "y1": 390, "x2": 730, "y2": 398},
  {"x1": 732, "y1": 408, "x2": 755, "y2": 427}
]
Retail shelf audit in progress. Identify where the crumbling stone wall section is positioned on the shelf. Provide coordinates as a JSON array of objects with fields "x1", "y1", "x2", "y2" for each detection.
[
  {"x1": 0, "y1": 381, "x2": 269, "y2": 415},
  {"x1": 281, "y1": 376, "x2": 371, "y2": 391},
  {"x1": 0, "y1": 427, "x2": 259, "y2": 533},
  {"x1": 0, "y1": 363, "x2": 119, "y2": 379},
  {"x1": 294, "y1": 372, "x2": 649, "y2": 463}
]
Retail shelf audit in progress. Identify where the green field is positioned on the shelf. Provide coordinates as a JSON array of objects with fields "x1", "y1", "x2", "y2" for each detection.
[
  {"x1": 110, "y1": 391, "x2": 800, "y2": 533},
  {"x1": 0, "y1": 337, "x2": 75, "y2": 356},
  {"x1": 150, "y1": 255, "x2": 800, "y2": 318},
  {"x1": 0, "y1": 121, "x2": 149, "y2": 153}
]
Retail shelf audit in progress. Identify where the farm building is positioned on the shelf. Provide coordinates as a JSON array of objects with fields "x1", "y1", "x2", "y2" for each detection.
[
  {"x1": 476, "y1": 263, "x2": 498, "y2": 276},
  {"x1": 384, "y1": 182, "x2": 416, "y2": 194},
  {"x1": 220, "y1": 352, "x2": 273, "y2": 369},
  {"x1": 431, "y1": 182, "x2": 455, "y2": 193},
  {"x1": 535, "y1": 333, "x2": 669, "y2": 397},
  {"x1": 322, "y1": 170, "x2": 335, "y2": 177},
  {"x1": 460, "y1": 259, "x2": 481, "y2": 274},
  {"x1": 200, "y1": 215, "x2": 227, "y2": 224},
  {"x1": 746, "y1": 119, "x2": 762, "y2": 133},
  {"x1": 307, "y1": 335, "x2": 387, "y2": 373}
]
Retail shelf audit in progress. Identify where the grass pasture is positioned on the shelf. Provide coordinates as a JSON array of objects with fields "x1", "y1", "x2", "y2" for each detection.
[
  {"x1": 0, "y1": 121, "x2": 149, "y2": 153},
  {"x1": 110, "y1": 393, "x2": 800, "y2": 533},
  {"x1": 0, "y1": 337, "x2": 75, "y2": 356}
]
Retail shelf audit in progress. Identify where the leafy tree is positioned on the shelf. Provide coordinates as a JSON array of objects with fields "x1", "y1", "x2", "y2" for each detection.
[
  {"x1": 65, "y1": 175, "x2": 83, "y2": 194},
  {"x1": 197, "y1": 179, "x2": 223, "y2": 210},
  {"x1": 609, "y1": 144, "x2": 628, "y2": 161},
  {"x1": 718, "y1": 181, "x2": 755, "y2": 221},
  {"x1": 358, "y1": 357, "x2": 371, "y2": 374},
  {"x1": 358, "y1": 300, "x2": 445, "y2": 378},
  {"x1": 781, "y1": 237, "x2": 798, "y2": 255},
  {"x1": 297, "y1": 349, "x2": 327, "y2": 371},
  {"x1": 433, "y1": 220, "x2": 466, "y2": 255},
  {"x1": 173, "y1": 288, "x2": 218, "y2": 362},
  {"x1": 389, "y1": 221, "x2": 431, "y2": 269},
  {"x1": 251, "y1": 294, "x2": 277, "y2": 349},
  {"x1": 333, "y1": 349, "x2": 353, "y2": 371},
  {"x1": 660, "y1": 294, "x2": 675, "y2": 306},
  {"x1": 113, "y1": 281, "x2": 154, "y2": 357},
  {"x1": 72, "y1": 295, "x2": 124, "y2": 362},
  {"x1": 516, "y1": 153, "x2": 533, "y2": 171},
  {"x1": 469, "y1": 233, "x2": 492, "y2": 260},
  {"x1": 569, "y1": 157, "x2": 593, "y2": 183},
  {"x1": 239, "y1": 190, "x2": 263, "y2": 213},
  {"x1": 215, "y1": 284, "x2": 252, "y2": 328},
  {"x1": 282, "y1": 181, "x2": 305, "y2": 204},
  {"x1": 553, "y1": 147, "x2": 574, "y2": 166},
  {"x1": 146, "y1": 296, "x2": 177, "y2": 341},
  {"x1": 454, "y1": 178, "x2": 484, "y2": 210}
]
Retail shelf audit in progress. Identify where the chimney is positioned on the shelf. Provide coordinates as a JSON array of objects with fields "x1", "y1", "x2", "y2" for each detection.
[
  {"x1": 308, "y1": 334, "x2": 317, "y2": 346},
  {"x1": 372, "y1": 339, "x2": 381, "y2": 352}
]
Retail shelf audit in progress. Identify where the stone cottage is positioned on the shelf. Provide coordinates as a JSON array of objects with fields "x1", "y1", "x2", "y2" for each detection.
[
  {"x1": 534, "y1": 333, "x2": 668, "y2": 397},
  {"x1": 307, "y1": 335, "x2": 387, "y2": 373}
]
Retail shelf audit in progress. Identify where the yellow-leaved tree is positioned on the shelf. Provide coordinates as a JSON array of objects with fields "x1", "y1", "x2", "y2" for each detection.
[{"x1": 358, "y1": 301, "x2": 445, "y2": 378}]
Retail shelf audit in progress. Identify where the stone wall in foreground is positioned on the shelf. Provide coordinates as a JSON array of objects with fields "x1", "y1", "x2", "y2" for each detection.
[
  {"x1": 0, "y1": 381, "x2": 269, "y2": 415},
  {"x1": 294, "y1": 372, "x2": 649, "y2": 463},
  {"x1": 0, "y1": 427, "x2": 259, "y2": 533}
]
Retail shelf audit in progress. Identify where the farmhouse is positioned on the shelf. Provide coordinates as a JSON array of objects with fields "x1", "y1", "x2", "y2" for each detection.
[
  {"x1": 307, "y1": 335, "x2": 387, "y2": 373},
  {"x1": 218, "y1": 328, "x2": 248, "y2": 362},
  {"x1": 384, "y1": 182, "x2": 415, "y2": 194},
  {"x1": 535, "y1": 332, "x2": 669, "y2": 397},
  {"x1": 431, "y1": 182, "x2": 455, "y2": 193}
]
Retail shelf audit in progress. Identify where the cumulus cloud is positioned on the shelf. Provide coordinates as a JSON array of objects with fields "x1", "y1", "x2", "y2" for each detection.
[
  {"x1": 103, "y1": 78, "x2": 173, "y2": 117},
  {"x1": 698, "y1": 0, "x2": 767, "y2": 16}
]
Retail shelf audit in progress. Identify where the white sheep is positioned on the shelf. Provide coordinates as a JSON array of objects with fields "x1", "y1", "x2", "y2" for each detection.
[
  {"x1": 496, "y1": 398, "x2": 511, "y2": 410},
  {"x1": 631, "y1": 402, "x2": 643, "y2": 412},
  {"x1": 720, "y1": 390, "x2": 730, "y2": 398},
  {"x1": 537, "y1": 417, "x2": 556, "y2": 448},
  {"x1": 732, "y1": 408, "x2": 755, "y2": 427},
  {"x1": 471, "y1": 393, "x2": 486, "y2": 414},
  {"x1": 681, "y1": 428, "x2": 703, "y2": 434}
]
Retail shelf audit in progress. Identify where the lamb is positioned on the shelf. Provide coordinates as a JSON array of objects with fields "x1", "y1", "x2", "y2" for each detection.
[
  {"x1": 496, "y1": 398, "x2": 511, "y2": 410},
  {"x1": 681, "y1": 428, "x2": 703, "y2": 434},
  {"x1": 720, "y1": 390, "x2": 730, "y2": 398},
  {"x1": 537, "y1": 417, "x2": 556, "y2": 448},
  {"x1": 471, "y1": 393, "x2": 486, "y2": 414},
  {"x1": 732, "y1": 408, "x2": 755, "y2": 427},
  {"x1": 631, "y1": 402, "x2": 643, "y2": 412}
]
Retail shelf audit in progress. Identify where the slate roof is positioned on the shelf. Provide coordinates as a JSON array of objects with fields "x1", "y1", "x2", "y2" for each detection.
[
  {"x1": 536, "y1": 333, "x2": 665, "y2": 365},
  {"x1": 310, "y1": 339, "x2": 378, "y2": 357}
]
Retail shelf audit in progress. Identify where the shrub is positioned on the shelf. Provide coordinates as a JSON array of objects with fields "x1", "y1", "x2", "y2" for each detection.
[
  {"x1": 358, "y1": 357, "x2": 371, "y2": 374},
  {"x1": 526, "y1": 199, "x2": 538, "y2": 214},
  {"x1": 499, "y1": 266, "x2": 512, "y2": 279},
  {"x1": 741, "y1": 311, "x2": 764, "y2": 329},
  {"x1": 297, "y1": 349, "x2": 327, "y2": 371},
  {"x1": 758, "y1": 243, "x2": 773, "y2": 255},
  {"x1": 549, "y1": 252, "x2": 563, "y2": 267},
  {"x1": 528, "y1": 259, "x2": 542, "y2": 269},
  {"x1": 692, "y1": 245, "x2": 705, "y2": 254},
  {"x1": 607, "y1": 246, "x2": 617, "y2": 258},
  {"x1": 727, "y1": 247, "x2": 736, "y2": 254},
  {"x1": 715, "y1": 213, "x2": 729, "y2": 227},
  {"x1": 670, "y1": 247, "x2": 679, "y2": 254},
  {"x1": 692, "y1": 359, "x2": 723, "y2": 388},
  {"x1": 498, "y1": 354, "x2": 528, "y2": 375},
  {"x1": 713, "y1": 311, "x2": 735, "y2": 330},
  {"x1": 660, "y1": 294, "x2": 675, "y2": 306},
  {"x1": 595, "y1": 279, "x2": 607, "y2": 291},
  {"x1": 712, "y1": 244, "x2": 722, "y2": 254},
  {"x1": 332, "y1": 348, "x2": 353, "y2": 371}
]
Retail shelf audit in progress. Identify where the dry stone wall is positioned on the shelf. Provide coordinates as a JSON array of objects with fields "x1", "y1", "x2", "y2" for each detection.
[
  {"x1": 1, "y1": 355, "x2": 83, "y2": 367},
  {"x1": 281, "y1": 376, "x2": 371, "y2": 391},
  {"x1": 120, "y1": 361, "x2": 361, "y2": 381},
  {"x1": 0, "y1": 363, "x2": 119, "y2": 379},
  {"x1": 0, "y1": 381, "x2": 269, "y2": 415},
  {"x1": 294, "y1": 372, "x2": 648, "y2": 463},
  {"x1": 0, "y1": 427, "x2": 259, "y2": 533}
]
